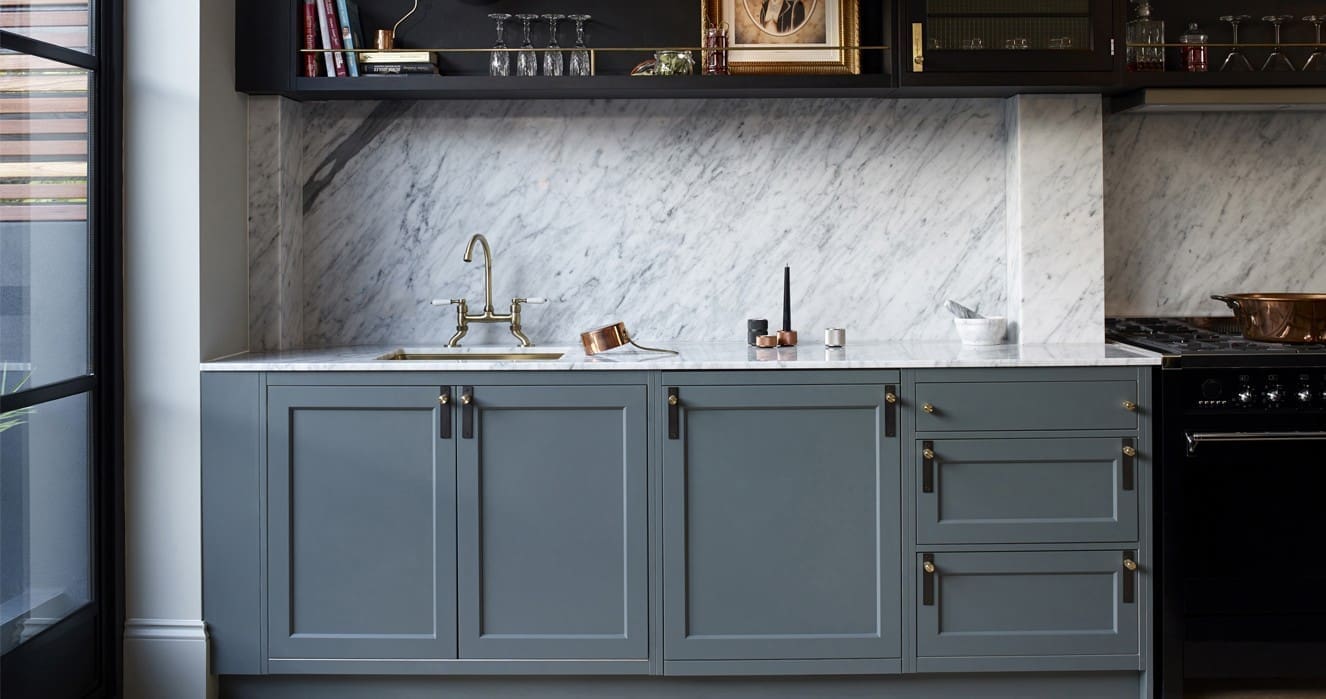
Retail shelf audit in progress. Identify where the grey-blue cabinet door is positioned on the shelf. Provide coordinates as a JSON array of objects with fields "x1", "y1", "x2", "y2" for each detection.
[
  {"x1": 917, "y1": 438, "x2": 1138, "y2": 544},
  {"x1": 916, "y1": 551, "x2": 1139, "y2": 658},
  {"x1": 663, "y1": 384, "x2": 901, "y2": 662},
  {"x1": 457, "y1": 385, "x2": 648, "y2": 660},
  {"x1": 267, "y1": 385, "x2": 457, "y2": 660}
]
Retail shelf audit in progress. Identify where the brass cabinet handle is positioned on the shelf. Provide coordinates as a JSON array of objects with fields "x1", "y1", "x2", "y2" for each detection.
[
  {"x1": 667, "y1": 388, "x2": 681, "y2": 440},
  {"x1": 439, "y1": 393, "x2": 450, "y2": 405},
  {"x1": 923, "y1": 561, "x2": 936, "y2": 574},
  {"x1": 922, "y1": 403, "x2": 936, "y2": 414},
  {"x1": 922, "y1": 553, "x2": 936, "y2": 605},
  {"x1": 1123, "y1": 550, "x2": 1138, "y2": 604},
  {"x1": 885, "y1": 392, "x2": 898, "y2": 404},
  {"x1": 1122, "y1": 445, "x2": 1137, "y2": 457},
  {"x1": 1123, "y1": 558, "x2": 1138, "y2": 572},
  {"x1": 668, "y1": 394, "x2": 679, "y2": 406},
  {"x1": 922, "y1": 448, "x2": 936, "y2": 460},
  {"x1": 461, "y1": 394, "x2": 473, "y2": 405},
  {"x1": 1123, "y1": 400, "x2": 1138, "y2": 412},
  {"x1": 461, "y1": 386, "x2": 475, "y2": 439}
]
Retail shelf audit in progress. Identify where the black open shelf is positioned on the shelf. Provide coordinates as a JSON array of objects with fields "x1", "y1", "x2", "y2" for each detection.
[
  {"x1": 283, "y1": 74, "x2": 900, "y2": 100},
  {"x1": 1121, "y1": 71, "x2": 1326, "y2": 89}
]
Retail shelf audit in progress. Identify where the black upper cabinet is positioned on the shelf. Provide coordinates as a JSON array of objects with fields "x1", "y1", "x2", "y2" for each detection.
[{"x1": 901, "y1": 0, "x2": 1118, "y2": 84}]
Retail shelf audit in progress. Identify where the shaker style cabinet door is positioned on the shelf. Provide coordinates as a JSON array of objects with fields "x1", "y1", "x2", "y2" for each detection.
[
  {"x1": 916, "y1": 438, "x2": 1140, "y2": 544},
  {"x1": 662, "y1": 384, "x2": 901, "y2": 663},
  {"x1": 903, "y1": 0, "x2": 1116, "y2": 75},
  {"x1": 456, "y1": 385, "x2": 648, "y2": 660},
  {"x1": 266, "y1": 385, "x2": 458, "y2": 661},
  {"x1": 916, "y1": 550, "x2": 1140, "y2": 660}
]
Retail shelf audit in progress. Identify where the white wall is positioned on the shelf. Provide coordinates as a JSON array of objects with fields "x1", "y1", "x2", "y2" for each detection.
[{"x1": 124, "y1": 0, "x2": 246, "y2": 695}]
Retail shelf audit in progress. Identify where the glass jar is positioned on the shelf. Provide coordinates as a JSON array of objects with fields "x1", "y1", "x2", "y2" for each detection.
[
  {"x1": 1180, "y1": 21, "x2": 1208, "y2": 72},
  {"x1": 1127, "y1": 1, "x2": 1166, "y2": 71},
  {"x1": 654, "y1": 50, "x2": 695, "y2": 76}
]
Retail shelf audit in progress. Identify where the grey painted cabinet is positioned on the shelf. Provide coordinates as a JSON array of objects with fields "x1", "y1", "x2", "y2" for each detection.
[
  {"x1": 914, "y1": 379, "x2": 1139, "y2": 432},
  {"x1": 266, "y1": 385, "x2": 458, "y2": 661},
  {"x1": 916, "y1": 550, "x2": 1140, "y2": 659},
  {"x1": 916, "y1": 437, "x2": 1138, "y2": 545},
  {"x1": 662, "y1": 383, "x2": 901, "y2": 665},
  {"x1": 456, "y1": 385, "x2": 648, "y2": 660}
]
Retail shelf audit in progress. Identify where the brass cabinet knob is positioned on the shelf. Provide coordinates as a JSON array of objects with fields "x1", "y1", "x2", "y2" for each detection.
[
  {"x1": 923, "y1": 561, "x2": 936, "y2": 574},
  {"x1": 913, "y1": 55, "x2": 925, "y2": 65},
  {"x1": 439, "y1": 394, "x2": 451, "y2": 405},
  {"x1": 461, "y1": 394, "x2": 473, "y2": 406},
  {"x1": 668, "y1": 395, "x2": 679, "y2": 406},
  {"x1": 1122, "y1": 400, "x2": 1138, "y2": 412},
  {"x1": 1123, "y1": 446, "x2": 1138, "y2": 457},
  {"x1": 922, "y1": 403, "x2": 936, "y2": 414},
  {"x1": 1123, "y1": 558, "x2": 1138, "y2": 572},
  {"x1": 922, "y1": 448, "x2": 936, "y2": 460},
  {"x1": 885, "y1": 392, "x2": 898, "y2": 405}
]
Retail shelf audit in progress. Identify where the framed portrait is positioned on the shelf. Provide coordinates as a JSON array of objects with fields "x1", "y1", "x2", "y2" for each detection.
[{"x1": 703, "y1": 0, "x2": 859, "y2": 74}]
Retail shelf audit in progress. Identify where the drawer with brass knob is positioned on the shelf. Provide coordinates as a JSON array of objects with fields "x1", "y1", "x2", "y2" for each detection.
[{"x1": 914, "y1": 379, "x2": 1140, "y2": 432}]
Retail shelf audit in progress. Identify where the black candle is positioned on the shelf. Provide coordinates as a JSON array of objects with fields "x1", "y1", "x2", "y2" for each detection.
[{"x1": 782, "y1": 265, "x2": 791, "y2": 332}]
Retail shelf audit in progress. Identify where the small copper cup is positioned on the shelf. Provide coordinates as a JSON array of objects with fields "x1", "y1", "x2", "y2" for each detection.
[{"x1": 777, "y1": 330, "x2": 798, "y2": 347}]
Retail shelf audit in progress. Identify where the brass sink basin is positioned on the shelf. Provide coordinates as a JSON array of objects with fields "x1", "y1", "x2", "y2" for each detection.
[{"x1": 376, "y1": 348, "x2": 566, "y2": 362}]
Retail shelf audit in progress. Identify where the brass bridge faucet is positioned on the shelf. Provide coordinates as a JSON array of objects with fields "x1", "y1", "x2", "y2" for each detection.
[{"x1": 432, "y1": 234, "x2": 546, "y2": 347}]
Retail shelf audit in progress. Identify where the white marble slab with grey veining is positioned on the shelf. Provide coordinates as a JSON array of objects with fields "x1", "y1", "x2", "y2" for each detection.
[
  {"x1": 1105, "y1": 112, "x2": 1326, "y2": 316},
  {"x1": 202, "y1": 341, "x2": 1159, "y2": 372},
  {"x1": 293, "y1": 98, "x2": 1009, "y2": 348}
]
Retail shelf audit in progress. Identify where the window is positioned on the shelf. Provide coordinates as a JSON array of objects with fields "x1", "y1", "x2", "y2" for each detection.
[{"x1": 0, "y1": 0, "x2": 119, "y2": 696}]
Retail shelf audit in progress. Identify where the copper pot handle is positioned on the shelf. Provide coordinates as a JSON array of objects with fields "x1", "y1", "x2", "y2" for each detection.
[{"x1": 1211, "y1": 295, "x2": 1240, "y2": 311}]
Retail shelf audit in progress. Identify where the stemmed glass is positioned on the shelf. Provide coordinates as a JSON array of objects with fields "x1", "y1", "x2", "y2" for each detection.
[
  {"x1": 1219, "y1": 15, "x2": 1254, "y2": 71},
  {"x1": 1262, "y1": 15, "x2": 1297, "y2": 71},
  {"x1": 568, "y1": 14, "x2": 593, "y2": 76},
  {"x1": 488, "y1": 13, "x2": 511, "y2": 77},
  {"x1": 1304, "y1": 16, "x2": 1326, "y2": 71},
  {"x1": 515, "y1": 14, "x2": 540, "y2": 77},
  {"x1": 542, "y1": 14, "x2": 566, "y2": 76}
]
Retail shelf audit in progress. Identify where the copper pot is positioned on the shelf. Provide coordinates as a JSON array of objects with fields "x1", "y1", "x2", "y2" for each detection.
[{"x1": 1212, "y1": 294, "x2": 1326, "y2": 344}]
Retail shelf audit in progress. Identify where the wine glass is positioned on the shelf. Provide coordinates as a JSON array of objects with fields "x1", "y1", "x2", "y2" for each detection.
[
  {"x1": 515, "y1": 14, "x2": 540, "y2": 77},
  {"x1": 542, "y1": 14, "x2": 566, "y2": 76},
  {"x1": 1304, "y1": 16, "x2": 1326, "y2": 71},
  {"x1": 568, "y1": 14, "x2": 592, "y2": 76},
  {"x1": 488, "y1": 13, "x2": 511, "y2": 77},
  {"x1": 1261, "y1": 15, "x2": 1297, "y2": 71},
  {"x1": 1219, "y1": 15, "x2": 1254, "y2": 72}
]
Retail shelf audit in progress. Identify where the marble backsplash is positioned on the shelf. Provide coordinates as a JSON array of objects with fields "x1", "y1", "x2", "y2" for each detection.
[
  {"x1": 1104, "y1": 112, "x2": 1326, "y2": 317},
  {"x1": 276, "y1": 98, "x2": 1008, "y2": 348}
]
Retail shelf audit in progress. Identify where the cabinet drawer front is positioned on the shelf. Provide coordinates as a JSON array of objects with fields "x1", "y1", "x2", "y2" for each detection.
[
  {"x1": 917, "y1": 438, "x2": 1138, "y2": 544},
  {"x1": 914, "y1": 380, "x2": 1138, "y2": 432},
  {"x1": 663, "y1": 384, "x2": 901, "y2": 663},
  {"x1": 917, "y1": 551, "x2": 1139, "y2": 659}
]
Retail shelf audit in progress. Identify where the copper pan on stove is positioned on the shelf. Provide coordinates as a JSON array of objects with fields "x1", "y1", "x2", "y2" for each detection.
[{"x1": 1211, "y1": 293, "x2": 1326, "y2": 344}]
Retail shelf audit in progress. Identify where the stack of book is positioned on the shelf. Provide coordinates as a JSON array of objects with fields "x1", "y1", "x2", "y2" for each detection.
[
  {"x1": 360, "y1": 51, "x2": 440, "y2": 76},
  {"x1": 301, "y1": 0, "x2": 438, "y2": 77}
]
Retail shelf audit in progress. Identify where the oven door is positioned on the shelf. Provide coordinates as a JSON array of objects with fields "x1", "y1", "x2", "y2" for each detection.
[{"x1": 1168, "y1": 419, "x2": 1326, "y2": 679}]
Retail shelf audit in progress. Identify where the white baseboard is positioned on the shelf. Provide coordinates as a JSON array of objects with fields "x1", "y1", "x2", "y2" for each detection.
[{"x1": 123, "y1": 618, "x2": 213, "y2": 699}]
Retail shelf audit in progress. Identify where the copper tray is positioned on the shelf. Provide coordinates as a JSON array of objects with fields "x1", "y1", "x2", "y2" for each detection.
[{"x1": 1212, "y1": 293, "x2": 1326, "y2": 344}]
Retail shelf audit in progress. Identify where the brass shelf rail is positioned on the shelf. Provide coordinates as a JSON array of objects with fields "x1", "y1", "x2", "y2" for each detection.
[{"x1": 299, "y1": 45, "x2": 892, "y2": 53}]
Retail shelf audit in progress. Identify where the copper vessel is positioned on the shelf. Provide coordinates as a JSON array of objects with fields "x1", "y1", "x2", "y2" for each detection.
[{"x1": 1212, "y1": 294, "x2": 1326, "y2": 344}]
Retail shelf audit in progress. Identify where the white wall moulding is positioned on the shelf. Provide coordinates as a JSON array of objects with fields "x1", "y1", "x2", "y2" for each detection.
[{"x1": 123, "y1": 619, "x2": 211, "y2": 699}]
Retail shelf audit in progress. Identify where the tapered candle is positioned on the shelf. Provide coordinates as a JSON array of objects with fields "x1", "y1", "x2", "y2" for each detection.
[{"x1": 782, "y1": 265, "x2": 791, "y2": 332}]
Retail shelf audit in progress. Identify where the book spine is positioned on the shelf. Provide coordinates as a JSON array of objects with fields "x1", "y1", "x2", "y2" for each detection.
[
  {"x1": 362, "y1": 64, "x2": 439, "y2": 75},
  {"x1": 302, "y1": 0, "x2": 318, "y2": 77},
  {"x1": 320, "y1": 0, "x2": 348, "y2": 77},
  {"x1": 335, "y1": 0, "x2": 359, "y2": 77},
  {"x1": 313, "y1": 0, "x2": 336, "y2": 76}
]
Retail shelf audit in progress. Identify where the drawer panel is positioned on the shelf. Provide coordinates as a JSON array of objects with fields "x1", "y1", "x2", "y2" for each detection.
[
  {"x1": 916, "y1": 438, "x2": 1138, "y2": 544},
  {"x1": 914, "y1": 380, "x2": 1139, "y2": 432},
  {"x1": 916, "y1": 551, "x2": 1140, "y2": 659}
]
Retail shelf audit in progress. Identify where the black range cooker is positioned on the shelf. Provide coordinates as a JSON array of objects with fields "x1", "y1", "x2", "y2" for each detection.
[{"x1": 1107, "y1": 317, "x2": 1326, "y2": 698}]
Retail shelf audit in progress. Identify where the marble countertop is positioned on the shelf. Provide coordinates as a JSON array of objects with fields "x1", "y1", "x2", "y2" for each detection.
[{"x1": 201, "y1": 341, "x2": 1161, "y2": 372}]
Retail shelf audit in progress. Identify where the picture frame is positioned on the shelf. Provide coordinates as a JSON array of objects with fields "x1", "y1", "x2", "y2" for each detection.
[{"x1": 702, "y1": 0, "x2": 860, "y2": 74}]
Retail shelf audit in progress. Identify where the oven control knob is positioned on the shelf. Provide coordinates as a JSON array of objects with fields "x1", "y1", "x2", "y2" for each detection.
[
  {"x1": 1297, "y1": 387, "x2": 1314, "y2": 406},
  {"x1": 1234, "y1": 385, "x2": 1256, "y2": 407},
  {"x1": 1263, "y1": 377, "x2": 1285, "y2": 408}
]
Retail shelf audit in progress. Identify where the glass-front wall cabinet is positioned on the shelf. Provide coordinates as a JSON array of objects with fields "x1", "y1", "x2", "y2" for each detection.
[{"x1": 905, "y1": 0, "x2": 1115, "y2": 73}]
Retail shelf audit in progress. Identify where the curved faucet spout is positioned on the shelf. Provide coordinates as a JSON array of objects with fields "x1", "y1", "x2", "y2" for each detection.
[{"x1": 463, "y1": 234, "x2": 495, "y2": 314}]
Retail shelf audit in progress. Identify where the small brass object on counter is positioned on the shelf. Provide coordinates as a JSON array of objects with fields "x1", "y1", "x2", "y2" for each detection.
[
  {"x1": 755, "y1": 335, "x2": 780, "y2": 348},
  {"x1": 581, "y1": 322, "x2": 679, "y2": 357},
  {"x1": 777, "y1": 330, "x2": 798, "y2": 347}
]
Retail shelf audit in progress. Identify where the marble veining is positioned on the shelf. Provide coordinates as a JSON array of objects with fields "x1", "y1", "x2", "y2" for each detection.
[
  {"x1": 296, "y1": 99, "x2": 1009, "y2": 346},
  {"x1": 202, "y1": 341, "x2": 1161, "y2": 372},
  {"x1": 1105, "y1": 112, "x2": 1326, "y2": 316},
  {"x1": 248, "y1": 97, "x2": 305, "y2": 351}
]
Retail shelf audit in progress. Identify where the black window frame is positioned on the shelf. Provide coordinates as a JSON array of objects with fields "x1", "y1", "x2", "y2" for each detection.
[{"x1": 0, "y1": 0, "x2": 123, "y2": 695}]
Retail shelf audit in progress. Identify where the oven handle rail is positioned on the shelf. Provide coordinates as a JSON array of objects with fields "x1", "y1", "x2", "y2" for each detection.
[{"x1": 1186, "y1": 431, "x2": 1326, "y2": 456}]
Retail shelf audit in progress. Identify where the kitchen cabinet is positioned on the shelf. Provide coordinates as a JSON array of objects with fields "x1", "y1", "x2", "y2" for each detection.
[
  {"x1": 456, "y1": 384, "x2": 648, "y2": 661},
  {"x1": 266, "y1": 385, "x2": 458, "y2": 662},
  {"x1": 661, "y1": 379, "x2": 902, "y2": 671},
  {"x1": 913, "y1": 378, "x2": 1139, "y2": 432}
]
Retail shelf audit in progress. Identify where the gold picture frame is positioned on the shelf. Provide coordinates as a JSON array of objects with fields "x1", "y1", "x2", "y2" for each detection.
[{"x1": 703, "y1": 0, "x2": 859, "y2": 74}]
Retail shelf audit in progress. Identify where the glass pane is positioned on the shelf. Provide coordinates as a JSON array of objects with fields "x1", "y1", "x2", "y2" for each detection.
[
  {"x1": 0, "y1": 391, "x2": 91, "y2": 654},
  {"x1": 0, "y1": 1, "x2": 92, "y2": 54},
  {"x1": 927, "y1": 0, "x2": 1092, "y2": 51},
  {"x1": 0, "y1": 64, "x2": 90, "y2": 387}
]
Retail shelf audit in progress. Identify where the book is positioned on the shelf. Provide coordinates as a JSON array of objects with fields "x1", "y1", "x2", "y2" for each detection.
[
  {"x1": 361, "y1": 63, "x2": 440, "y2": 75},
  {"x1": 360, "y1": 51, "x2": 436, "y2": 64},
  {"x1": 345, "y1": 0, "x2": 366, "y2": 59},
  {"x1": 313, "y1": 0, "x2": 335, "y2": 76},
  {"x1": 335, "y1": 0, "x2": 359, "y2": 77},
  {"x1": 301, "y1": 0, "x2": 318, "y2": 77},
  {"x1": 319, "y1": 0, "x2": 348, "y2": 77}
]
